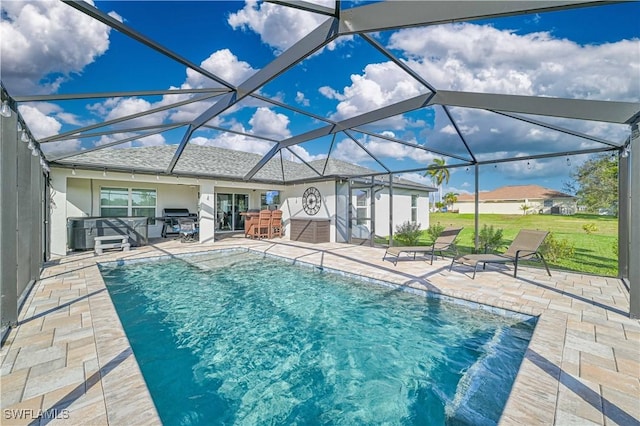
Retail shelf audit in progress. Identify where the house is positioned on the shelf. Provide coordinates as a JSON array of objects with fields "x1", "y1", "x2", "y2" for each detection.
[
  {"x1": 453, "y1": 185, "x2": 577, "y2": 215},
  {"x1": 49, "y1": 145, "x2": 435, "y2": 256}
]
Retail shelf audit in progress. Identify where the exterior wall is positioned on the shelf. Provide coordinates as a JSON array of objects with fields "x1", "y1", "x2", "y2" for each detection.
[
  {"x1": 454, "y1": 198, "x2": 577, "y2": 215},
  {"x1": 373, "y1": 189, "x2": 430, "y2": 237},
  {"x1": 50, "y1": 167, "x2": 288, "y2": 254},
  {"x1": 281, "y1": 181, "x2": 337, "y2": 242},
  {"x1": 50, "y1": 166, "x2": 431, "y2": 251}
]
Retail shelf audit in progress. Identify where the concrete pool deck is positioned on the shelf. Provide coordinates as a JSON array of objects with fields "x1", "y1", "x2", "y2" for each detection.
[{"x1": 1, "y1": 237, "x2": 638, "y2": 425}]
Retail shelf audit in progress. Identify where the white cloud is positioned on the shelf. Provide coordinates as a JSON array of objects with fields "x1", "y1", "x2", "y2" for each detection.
[
  {"x1": 388, "y1": 22, "x2": 639, "y2": 101},
  {"x1": 165, "y1": 50, "x2": 258, "y2": 122},
  {"x1": 18, "y1": 104, "x2": 62, "y2": 139},
  {"x1": 190, "y1": 107, "x2": 323, "y2": 162},
  {"x1": 228, "y1": 0, "x2": 336, "y2": 53},
  {"x1": 322, "y1": 61, "x2": 427, "y2": 121},
  {"x1": 0, "y1": 0, "x2": 115, "y2": 94},
  {"x1": 284, "y1": 145, "x2": 325, "y2": 163},
  {"x1": 248, "y1": 107, "x2": 291, "y2": 140},
  {"x1": 331, "y1": 134, "x2": 437, "y2": 164},
  {"x1": 319, "y1": 86, "x2": 343, "y2": 100},
  {"x1": 295, "y1": 91, "x2": 310, "y2": 107},
  {"x1": 18, "y1": 103, "x2": 86, "y2": 155},
  {"x1": 88, "y1": 97, "x2": 169, "y2": 129},
  {"x1": 495, "y1": 157, "x2": 571, "y2": 180},
  {"x1": 184, "y1": 49, "x2": 256, "y2": 88},
  {"x1": 317, "y1": 22, "x2": 637, "y2": 162}
]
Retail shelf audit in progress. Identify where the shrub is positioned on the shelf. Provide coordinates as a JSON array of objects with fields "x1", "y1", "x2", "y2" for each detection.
[
  {"x1": 540, "y1": 232, "x2": 575, "y2": 262},
  {"x1": 395, "y1": 221, "x2": 422, "y2": 246},
  {"x1": 478, "y1": 224, "x2": 504, "y2": 253},
  {"x1": 582, "y1": 223, "x2": 598, "y2": 234},
  {"x1": 426, "y1": 222, "x2": 445, "y2": 242}
]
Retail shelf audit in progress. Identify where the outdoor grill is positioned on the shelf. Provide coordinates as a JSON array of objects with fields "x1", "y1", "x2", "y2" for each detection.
[{"x1": 160, "y1": 208, "x2": 198, "y2": 238}]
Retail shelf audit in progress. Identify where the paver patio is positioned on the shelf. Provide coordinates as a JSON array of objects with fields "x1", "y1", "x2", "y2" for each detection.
[{"x1": 1, "y1": 237, "x2": 638, "y2": 425}]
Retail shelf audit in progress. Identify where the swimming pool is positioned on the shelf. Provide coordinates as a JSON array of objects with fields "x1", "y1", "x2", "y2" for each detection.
[{"x1": 100, "y1": 250, "x2": 535, "y2": 425}]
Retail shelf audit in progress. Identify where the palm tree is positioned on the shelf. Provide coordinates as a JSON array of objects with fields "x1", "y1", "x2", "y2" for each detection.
[
  {"x1": 443, "y1": 192, "x2": 458, "y2": 210},
  {"x1": 425, "y1": 158, "x2": 450, "y2": 208}
]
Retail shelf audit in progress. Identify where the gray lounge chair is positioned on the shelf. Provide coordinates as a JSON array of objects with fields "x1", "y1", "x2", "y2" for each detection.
[
  {"x1": 384, "y1": 227, "x2": 463, "y2": 266},
  {"x1": 450, "y1": 229, "x2": 551, "y2": 279}
]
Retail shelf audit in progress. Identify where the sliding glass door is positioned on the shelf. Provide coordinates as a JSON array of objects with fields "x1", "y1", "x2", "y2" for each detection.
[{"x1": 216, "y1": 193, "x2": 248, "y2": 232}]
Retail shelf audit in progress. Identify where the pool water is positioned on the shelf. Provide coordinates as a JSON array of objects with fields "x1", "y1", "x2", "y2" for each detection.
[{"x1": 100, "y1": 251, "x2": 535, "y2": 426}]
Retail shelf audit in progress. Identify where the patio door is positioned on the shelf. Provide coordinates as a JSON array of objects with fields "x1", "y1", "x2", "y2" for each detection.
[
  {"x1": 233, "y1": 194, "x2": 248, "y2": 231},
  {"x1": 216, "y1": 193, "x2": 248, "y2": 232}
]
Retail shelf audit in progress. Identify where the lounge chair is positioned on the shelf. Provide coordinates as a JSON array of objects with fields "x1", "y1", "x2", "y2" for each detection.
[
  {"x1": 384, "y1": 227, "x2": 463, "y2": 266},
  {"x1": 449, "y1": 229, "x2": 551, "y2": 279}
]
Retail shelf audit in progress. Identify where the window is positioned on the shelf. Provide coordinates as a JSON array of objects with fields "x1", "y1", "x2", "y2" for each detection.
[
  {"x1": 101, "y1": 187, "x2": 157, "y2": 222},
  {"x1": 355, "y1": 189, "x2": 368, "y2": 225},
  {"x1": 131, "y1": 189, "x2": 157, "y2": 220},
  {"x1": 260, "y1": 190, "x2": 280, "y2": 210},
  {"x1": 100, "y1": 187, "x2": 129, "y2": 217},
  {"x1": 411, "y1": 195, "x2": 418, "y2": 223},
  {"x1": 543, "y1": 199, "x2": 553, "y2": 207}
]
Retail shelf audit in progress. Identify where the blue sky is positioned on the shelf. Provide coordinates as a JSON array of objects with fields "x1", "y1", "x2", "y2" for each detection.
[{"x1": 1, "y1": 1, "x2": 638, "y2": 195}]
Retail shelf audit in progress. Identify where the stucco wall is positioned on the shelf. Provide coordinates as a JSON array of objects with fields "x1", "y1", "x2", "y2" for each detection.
[
  {"x1": 281, "y1": 181, "x2": 337, "y2": 242},
  {"x1": 373, "y1": 189, "x2": 430, "y2": 237},
  {"x1": 50, "y1": 167, "x2": 432, "y2": 252}
]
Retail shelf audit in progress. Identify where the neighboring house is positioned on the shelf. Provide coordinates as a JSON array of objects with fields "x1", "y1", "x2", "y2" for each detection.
[
  {"x1": 453, "y1": 185, "x2": 577, "y2": 215},
  {"x1": 49, "y1": 145, "x2": 435, "y2": 256}
]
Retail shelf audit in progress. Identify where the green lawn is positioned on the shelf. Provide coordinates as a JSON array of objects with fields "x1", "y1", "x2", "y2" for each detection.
[{"x1": 397, "y1": 213, "x2": 619, "y2": 277}]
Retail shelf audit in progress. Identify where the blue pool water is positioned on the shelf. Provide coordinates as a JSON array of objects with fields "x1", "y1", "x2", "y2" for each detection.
[{"x1": 100, "y1": 250, "x2": 535, "y2": 425}]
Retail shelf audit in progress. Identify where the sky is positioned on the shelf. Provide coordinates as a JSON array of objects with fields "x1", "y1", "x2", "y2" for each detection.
[{"x1": 1, "y1": 0, "x2": 639, "y2": 196}]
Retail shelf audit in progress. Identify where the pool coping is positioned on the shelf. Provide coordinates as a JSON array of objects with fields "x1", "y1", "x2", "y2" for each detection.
[{"x1": 1, "y1": 239, "x2": 638, "y2": 425}]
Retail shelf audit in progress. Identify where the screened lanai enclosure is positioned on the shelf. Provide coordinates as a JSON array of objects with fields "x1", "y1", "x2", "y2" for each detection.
[{"x1": 1, "y1": 0, "x2": 639, "y2": 335}]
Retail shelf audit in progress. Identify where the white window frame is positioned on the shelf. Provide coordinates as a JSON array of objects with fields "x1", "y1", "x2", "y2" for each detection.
[
  {"x1": 411, "y1": 194, "x2": 418, "y2": 223},
  {"x1": 355, "y1": 189, "x2": 369, "y2": 226}
]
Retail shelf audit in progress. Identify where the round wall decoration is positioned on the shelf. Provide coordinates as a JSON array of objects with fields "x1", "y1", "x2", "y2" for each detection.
[{"x1": 302, "y1": 187, "x2": 322, "y2": 215}]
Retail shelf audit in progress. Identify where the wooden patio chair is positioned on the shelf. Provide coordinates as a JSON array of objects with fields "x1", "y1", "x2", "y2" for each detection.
[
  {"x1": 269, "y1": 210, "x2": 283, "y2": 238},
  {"x1": 253, "y1": 210, "x2": 272, "y2": 239},
  {"x1": 450, "y1": 229, "x2": 551, "y2": 279},
  {"x1": 384, "y1": 227, "x2": 463, "y2": 266}
]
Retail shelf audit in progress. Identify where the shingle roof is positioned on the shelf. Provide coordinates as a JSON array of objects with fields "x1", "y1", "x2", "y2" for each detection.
[
  {"x1": 457, "y1": 185, "x2": 574, "y2": 202},
  {"x1": 54, "y1": 145, "x2": 434, "y2": 191}
]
